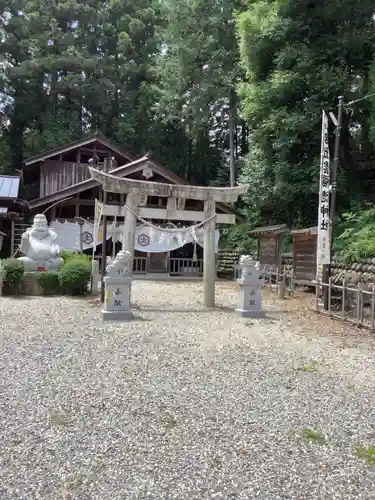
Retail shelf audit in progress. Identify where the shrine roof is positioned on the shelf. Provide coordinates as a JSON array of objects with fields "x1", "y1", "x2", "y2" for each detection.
[
  {"x1": 23, "y1": 133, "x2": 134, "y2": 166},
  {"x1": 290, "y1": 226, "x2": 318, "y2": 235},
  {"x1": 27, "y1": 155, "x2": 239, "y2": 217},
  {"x1": 249, "y1": 224, "x2": 289, "y2": 236},
  {"x1": 0, "y1": 175, "x2": 20, "y2": 200}
]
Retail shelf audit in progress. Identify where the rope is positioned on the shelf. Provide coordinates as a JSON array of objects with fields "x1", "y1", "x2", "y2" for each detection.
[
  {"x1": 347, "y1": 91, "x2": 375, "y2": 106},
  {"x1": 42, "y1": 196, "x2": 74, "y2": 215},
  {"x1": 119, "y1": 202, "x2": 217, "y2": 233}
]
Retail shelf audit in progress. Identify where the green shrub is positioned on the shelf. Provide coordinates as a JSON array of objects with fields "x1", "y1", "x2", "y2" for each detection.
[
  {"x1": 37, "y1": 272, "x2": 61, "y2": 295},
  {"x1": 334, "y1": 206, "x2": 375, "y2": 264},
  {"x1": 2, "y1": 259, "x2": 24, "y2": 295},
  {"x1": 60, "y1": 249, "x2": 77, "y2": 261},
  {"x1": 221, "y1": 223, "x2": 257, "y2": 253},
  {"x1": 58, "y1": 258, "x2": 91, "y2": 296},
  {"x1": 61, "y1": 249, "x2": 92, "y2": 263}
]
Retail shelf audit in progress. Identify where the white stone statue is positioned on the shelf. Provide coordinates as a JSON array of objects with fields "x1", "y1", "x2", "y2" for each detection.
[
  {"x1": 239, "y1": 255, "x2": 257, "y2": 280},
  {"x1": 18, "y1": 214, "x2": 64, "y2": 271},
  {"x1": 106, "y1": 250, "x2": 131, "y2": 277}
]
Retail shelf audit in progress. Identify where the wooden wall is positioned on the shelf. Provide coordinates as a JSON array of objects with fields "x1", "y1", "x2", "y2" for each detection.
[
  {"x1": 258, "y1": 235, "x2": 281, "y2": 268},
  {"x1": 259, "y1": 236, "x2": 277, "y2": 265},
  {"x1": 292, "y1": 234, "x2": 317, "y2": 282},
  {"x1": 40, "y1": 161, "x2": 92, "y2": 197}
]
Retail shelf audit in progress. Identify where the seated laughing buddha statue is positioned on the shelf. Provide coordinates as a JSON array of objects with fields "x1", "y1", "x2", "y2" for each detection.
[{"x1": 18, "y1": 214, "x2": 64, "y2": 271}]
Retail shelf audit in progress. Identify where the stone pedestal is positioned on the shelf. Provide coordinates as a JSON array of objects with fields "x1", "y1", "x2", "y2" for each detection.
[
  {"x1": 23, "y1": 272, "x2": 43, "y2": 296},
  {"x1": 91, "y1": 259, "x2": 100, "y2": 295},
  {"x1": 102, "y1": 250, "x2": 133, "y2": 321},
  {"x1": 236, "y1": 256, "x2": 265, "y2": 318},
  {"x1": 0, "y1": 269, "x2": 4, "y2": 297}
]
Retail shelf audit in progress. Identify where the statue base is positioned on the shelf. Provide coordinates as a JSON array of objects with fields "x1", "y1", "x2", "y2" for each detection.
[
  {"x1": 102, "y1": 309, "x2": 134, "y2": 321},
  {"x1": 23, "y1": 272, "x2": 43, "y2": 296},
  {"x1": 102, "y1": 274, "x2": 133, "y2": 321},
  {"x1": 235, "y1": 307, "x2": 265, "y2": 319}
]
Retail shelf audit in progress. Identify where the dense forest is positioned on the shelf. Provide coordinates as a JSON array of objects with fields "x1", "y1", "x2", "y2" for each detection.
[{"x1": 1, "y1": 0, "x2": 375, "y2": 240}]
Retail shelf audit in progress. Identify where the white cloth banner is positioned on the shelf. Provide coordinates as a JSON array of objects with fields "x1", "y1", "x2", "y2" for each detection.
[
  {"x1": 93, "y1": 199, "x2": 103, "y2": 248},
  {"x1": 50, "y1": 220, "x2": 220, "y2": 253},
  {"x1": 50, "y1": 220, "x2": 101, "y2": 252},
  {"x1": 317, "y1": 110, "x2": 331, "y2": 271},
  {"x1": 131, "y1": 225, "x2": 220, "y2": 253}
]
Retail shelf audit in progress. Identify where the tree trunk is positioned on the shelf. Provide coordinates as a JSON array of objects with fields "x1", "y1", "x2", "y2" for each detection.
[{"x1": 228, "y1": 88, "x2": 236, "y2": 186}]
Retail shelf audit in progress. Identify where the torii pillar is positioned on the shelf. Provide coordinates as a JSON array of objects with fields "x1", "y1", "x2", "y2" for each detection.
[{"x1": 89, "y1": 166, "x2": 248, "y2": 307}]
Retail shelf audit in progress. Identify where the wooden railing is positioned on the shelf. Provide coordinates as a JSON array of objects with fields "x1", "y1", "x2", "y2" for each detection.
[
  {"x1": 169, "y1": 258, "x2": 203, "y2": 276},
  {"x1": 133, "y1": 257, "x2": 147, "y2": 274}
]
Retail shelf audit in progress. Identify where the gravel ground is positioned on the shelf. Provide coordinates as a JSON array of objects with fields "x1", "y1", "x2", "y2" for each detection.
[{"x1": 1, "y1": 281, "x2": 375, "y2": 499}]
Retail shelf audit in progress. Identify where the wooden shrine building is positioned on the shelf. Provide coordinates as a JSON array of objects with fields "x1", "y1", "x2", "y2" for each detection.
[
  {"x1": 0, "y1": 175, "x2": 25, "y2": 257},
  {"x1": 290, "y1": 226, "x2": 318, "y2": 285},
  {"x1": 19, "y1": 134, "x2": 237, "y2": 277},
  {"x1": 249, "y1": 224, "x2": 289, "y2": 269}
]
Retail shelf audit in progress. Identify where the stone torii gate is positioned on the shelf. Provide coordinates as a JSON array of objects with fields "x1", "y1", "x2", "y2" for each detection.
[{"x1": 89, "y1": 166, "x2": 248, "y2": 307}]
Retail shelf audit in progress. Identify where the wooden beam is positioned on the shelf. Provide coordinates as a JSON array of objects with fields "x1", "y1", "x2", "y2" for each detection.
[
  {"x1": 100, "y1": 204, "x2": 236, "y2": 224},
  {"x1": 80, "y1": 147, "x2": 112, "y2": 155},
  {"x1": 88, "y1": 167, "x2": 249, "y2": 203}
]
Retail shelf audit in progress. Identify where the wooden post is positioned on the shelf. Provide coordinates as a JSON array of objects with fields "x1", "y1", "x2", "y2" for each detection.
[
  {"x1": 122, "y1": 191, "x2": 139, "y2": 275},
  {"x1": 11, "y1": 219, "x2": 15, "y2": 256},
  {"x1": 75, "y1": 194, "x2": 80, "y2": 218},
  {"x1": 203, "y1": 198, "x2": 216, "y2": 308},
  {"x1": 292, "y1": 235, "x2": 296, "y2": 284},
  {"x1": 100, "y1": 158, "x2": 109, "y2": 302}
]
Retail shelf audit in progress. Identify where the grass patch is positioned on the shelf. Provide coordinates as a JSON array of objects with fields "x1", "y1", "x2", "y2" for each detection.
[
  {"x1": 209, "y1": 456, "x2": 222, "y2": 469},
  {"x1": 63, "y1": 473, "x2": 84, "y2": 491},
  {"x1": 297, "y1": 362, "x2": 318, "y2": 373},
  {"x1": 301, "y1": 427, "x2": 326, "y2": 445},
  {"x1": 161, "y1": 413, "x2": 177, "y2": 430},
  {"x1": 355, "y1": 446, "x2": 375, "y2": 465},
  {"x1": 50, "y1": 410, "x2": 75, "y2": 426}
]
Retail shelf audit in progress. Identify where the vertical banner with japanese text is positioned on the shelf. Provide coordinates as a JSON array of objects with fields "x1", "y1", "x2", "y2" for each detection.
[
  {"x1": 93, "y1": 199, "x2": 103, "y2": 256},
  {"x1": 317, "y1": 110, "x2": 331, "y2": 273}
]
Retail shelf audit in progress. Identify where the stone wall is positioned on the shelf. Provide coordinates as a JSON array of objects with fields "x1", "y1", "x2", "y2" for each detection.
[
  {"x1": 217, "y1": 249, "x2": 375, "y2": 287},
  {"x1": 217, "y1": 248, "x2": 242, "y2": 277},
  {"x1": 330, "y1": 257, "x2": 375, "y2": 286}
]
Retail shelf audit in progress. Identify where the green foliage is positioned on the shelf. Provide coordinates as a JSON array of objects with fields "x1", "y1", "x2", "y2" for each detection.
[
  {"x1": 37, "y1": 272, "x2": 61, "y2": 295},
  {"x1": 356, "y1": 446, "x2": 375, "y2": 465},
  {"x1": 58, "y1": 258, "x2": 91, "y2": 296},
  {"x1": 2, "y1": 259, "x2": 24, "y2": 295},
  {"x1": 236, "y1": 0, "x2": 375, "y2": 227},
  {"x1": 221, "y1": 224, "x2": 256, "y2": 253},
  {"x1": 3, "y1": 0, "x2": 375, "y2": 233},
  {"x1": 61, "y1": 250, "x2": 91, "y2": 264},
  {"x1": 334, "y1": 207, "x2": 375, "y2": 265}
]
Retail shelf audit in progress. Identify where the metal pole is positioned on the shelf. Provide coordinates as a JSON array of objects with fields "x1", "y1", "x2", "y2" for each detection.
[
  {"x1": 323, "y1": 95, "x2": 344, "y2": 310},
  {"x1": 100, "y1": 158, "x2": 109, "y2": 303}
]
